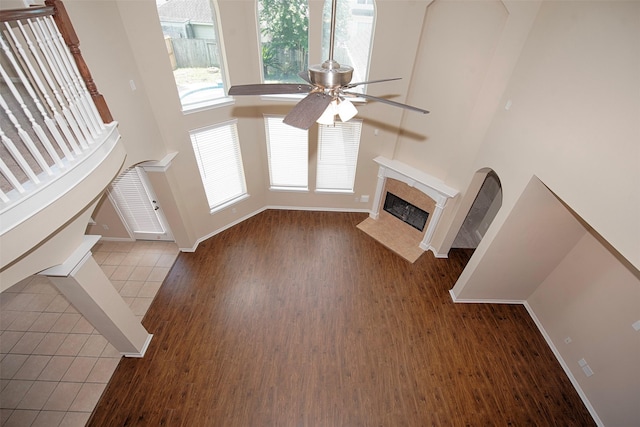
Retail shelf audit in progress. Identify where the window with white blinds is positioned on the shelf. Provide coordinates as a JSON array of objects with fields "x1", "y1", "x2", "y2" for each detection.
[
  {"x1": 189, "y1": 120, "x2": 248, "y2": 212},
  {"x1": 108, "y1": 168, "x2": 165, "y2": 234},
  {"x1": 316, "y1": 120, "x2": 362, "y2": 192},
  {"x1": 264, "y1": 115, "x2": 308, "y2": 191}
]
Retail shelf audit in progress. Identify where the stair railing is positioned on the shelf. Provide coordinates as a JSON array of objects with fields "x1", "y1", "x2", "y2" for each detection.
[{"x1": 0, "y1": 0, "x2": 114, "y2": 214}]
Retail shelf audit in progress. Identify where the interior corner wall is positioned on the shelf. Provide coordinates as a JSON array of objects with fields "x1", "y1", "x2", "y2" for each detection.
[
  {"x1": 86, "y1": 194, "x2": 132, "y2": 240},
  {"x1": 451, "y1": 176, "x2": 586, "y2": 302},
  {"x1": 527, "y1": 232, "x2": 640, "y2": 426}
]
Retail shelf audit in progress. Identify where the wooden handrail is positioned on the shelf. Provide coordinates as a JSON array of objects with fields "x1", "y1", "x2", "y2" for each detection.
[
  {"x1": 0, "y1": 6, "x2": 54, "y2": 22},
  {"x1": 42, "y1": 0, "x2": 113, "y2": 123},
  {"x1": 1, "y1": 1, "x2": 112, "y2": 123}
]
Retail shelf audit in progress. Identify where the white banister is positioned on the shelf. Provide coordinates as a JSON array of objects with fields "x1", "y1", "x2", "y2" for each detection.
[
  {"x1": 0, "y1": 10, "x2": 115, "y2": 213},
  {"x1": 28, "y1": 17, "x2": 88, "y2": 151},
  {"x1": 0, "y1": 124, "x2": 40, "y2": 185},
  {"x1": 7, "y1": 21, "x2": 75, "y2": 161},
  {"x1": 43, "y1": 16, "x2": 102, "y2": 138}
]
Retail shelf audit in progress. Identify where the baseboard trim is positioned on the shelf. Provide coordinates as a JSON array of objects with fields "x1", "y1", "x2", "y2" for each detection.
[
  {"x1": 523, "y1": 302, "x2": 603, "y2": 426},
  {"x1": 98, "y1": 237, "x2": 135, "y2": 242},
  {"x1": 447, "y1": 291, "x2": 602, "y2": 425},
  {"x1": 448, "y1": 290, "x2": 524, "y2": 305},
  {"x1": 430, "y1": 247, "x2": 449, "y2": 258},
  {"x1": 121, "y1": 333, "x2": 153, "y2": 358}
]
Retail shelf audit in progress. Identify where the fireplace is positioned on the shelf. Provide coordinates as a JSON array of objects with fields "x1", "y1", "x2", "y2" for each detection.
[
  {"x1": 383, "y1": 192, "x2": 429, "y2": 231},
  {"x1": 356, "y1": 156, "x2": 459, "y2": 261}
]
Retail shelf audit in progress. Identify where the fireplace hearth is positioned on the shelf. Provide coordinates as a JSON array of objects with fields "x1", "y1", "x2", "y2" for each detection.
[{"x1": 383, "y1": 192, "x2": 429, "y2": 232}]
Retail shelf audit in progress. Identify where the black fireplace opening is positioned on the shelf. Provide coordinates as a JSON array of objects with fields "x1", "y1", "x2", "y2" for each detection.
[{"x1": 383, "y1": 192, "x2": 429, "y2": 232}]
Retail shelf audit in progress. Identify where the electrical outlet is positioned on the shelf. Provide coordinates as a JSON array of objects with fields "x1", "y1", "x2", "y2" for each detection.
[
  {"x1": 632, "y1": 320, "x2": 640, "y2": 332},
  {"x1": 360, "y1": 195, "x2": 369, "y2": 203},
  {"x1": 102, "y1": 224, "x2": 109, "y2": 230},
  {"x1": 564, "y1": 337, "x2": 572, "y2": 344}
]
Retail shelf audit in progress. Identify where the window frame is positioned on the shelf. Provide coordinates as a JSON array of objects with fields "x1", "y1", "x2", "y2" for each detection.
[
  {"x1": 321, "y1": 0, "x2": 376, "y2": 94},
  {"x1": 155, "y1": 0, "x2": 233, "y2": 113}
]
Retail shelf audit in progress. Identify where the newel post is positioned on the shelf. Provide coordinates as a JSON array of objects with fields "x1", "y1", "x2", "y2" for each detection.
[{"x1": 45, "y1": 0, "x2": 113, "y2": 123}]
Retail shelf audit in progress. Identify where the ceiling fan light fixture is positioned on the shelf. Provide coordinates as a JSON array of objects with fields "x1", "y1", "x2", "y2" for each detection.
[
  {"x1": 316, "y1": 100, "x2": 338, "y2": 125},
  {"x1": 227, "y1": 0, "x2": 429, "y2": 130},
  {"x1": 337, "y1": 98, "x2": 358, "y2": 122}
]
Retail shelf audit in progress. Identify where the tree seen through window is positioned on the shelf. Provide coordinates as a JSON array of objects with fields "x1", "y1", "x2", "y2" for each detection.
[{"x1": 258, "y1": 0, "x2": 309, "y2": 83}]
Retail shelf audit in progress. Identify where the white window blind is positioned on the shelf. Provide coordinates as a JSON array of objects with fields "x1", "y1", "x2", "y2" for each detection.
[
  {"x1": 189, "y1": 120, "x2": 248, "y2": 212},
  {"x1": 109, "y1": 168, "x2": 165, "y2": 234},
  {"x1": 264, "y1": 115, "x2": 308, "y2": 191},
  {"x1": 316, "y1": 121, "x2": 362, "y2": 192}
]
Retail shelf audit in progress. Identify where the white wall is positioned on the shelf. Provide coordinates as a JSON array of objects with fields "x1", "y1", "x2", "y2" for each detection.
[{"x1": 529, "y1": 231, "x2": 640, "y2": 426}]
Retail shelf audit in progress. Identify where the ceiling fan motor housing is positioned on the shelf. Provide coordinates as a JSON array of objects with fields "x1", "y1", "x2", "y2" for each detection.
[{"x1": 308, "y1": 60, "x2": 353, "y2": 90}]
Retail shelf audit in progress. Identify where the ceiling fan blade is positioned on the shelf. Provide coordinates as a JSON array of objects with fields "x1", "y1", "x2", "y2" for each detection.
[
  {"x1": 344, "y1": 77, "x2": 401, "y2": 89},
  {"x1": 283, "y1": 92, "x2": 334, "y2": 130},
  {"x1": 342, "y1": 91, "x2": 429, "y2": 114},
  {"x1": 298, "y1": 70, "x2": 311, "y2": 84},
  {"x1": 229, "y1": 83, "x2": 313, "y2": 96}
]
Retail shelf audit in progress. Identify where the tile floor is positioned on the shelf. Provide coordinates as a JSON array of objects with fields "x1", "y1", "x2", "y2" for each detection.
[{"x1": 0, "y1": 240, "x2": 179, "y2": 427}]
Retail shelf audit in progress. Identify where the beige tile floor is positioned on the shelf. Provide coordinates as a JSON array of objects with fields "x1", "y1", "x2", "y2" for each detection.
[{"x1": 0, "y1": 240, "x2": 179, "y2": 427}]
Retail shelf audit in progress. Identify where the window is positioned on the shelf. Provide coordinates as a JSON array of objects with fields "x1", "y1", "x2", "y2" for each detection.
[
  {"x1": 189, "y1": 120, "x2": 248, "y2": 212},
  {"x1": 264, "y1": 115, "x2": 308, "y2": 191},
  {"x1": 257, "y1": 0, "x2": 309, "y2": 83},
  {"x1": 316, "y1": 120, "x2": 362, "y2": 192},
  {"x1": 156, "y1": 0, "x2": 229, "y2": 111},
  {"x1": 321, "y1": 0, "x2": 375, "y2": 93}
]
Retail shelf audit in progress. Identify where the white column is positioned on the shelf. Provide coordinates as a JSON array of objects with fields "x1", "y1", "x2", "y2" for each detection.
[
  {"x1": 420, "y1": 196, "x2": 447, "y2": 254},
  {"x1": 369, "y1": 166, "x2": 387, "y2": 219},
  {"x1": 40, "y1": 236, "x2": 153, "y2": 357}
]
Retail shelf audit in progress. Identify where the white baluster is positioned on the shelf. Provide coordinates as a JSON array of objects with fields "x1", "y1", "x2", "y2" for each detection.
[
  {"x1": 2, "y1": 25, "x2": 73, "y2": 164},
  {"x1": 44, "y1": 17, "x2": 101, "y2": 139},
  {"x1": 0, "y1": 188, "x2": 10, "y2": 204},
  {"x1": 10, "y1": 20, "x2": 78, "y2": 160},
  {"x1": 34, "y1": 17, "x2": 93, "y2": 146},
  {"x1": 0, "y1": 62, "x2": 63, "y2": 169},
  {"x1": 43, "y1": 16, "x2": 105, "y2": 133},
  {"x1": 29, "y1": 17, "x2": 87, "y2": 152},
  {"x1": 0, "y1": 125, "x2": 40, "y2": 185},
  {"x1": 0, "y1": 91, "x2": 52, "y2": 176},
  {"x1": 23, "y1": 18, "x2": 82, "y2": 156},
  {"x1": 0, "y1": 156, "x2": 25, "y2": 196}
]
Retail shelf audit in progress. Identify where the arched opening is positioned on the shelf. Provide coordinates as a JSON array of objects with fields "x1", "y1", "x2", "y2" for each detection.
[{"x1": 452, "y1": 170, "x2": 502, "y2": 249}]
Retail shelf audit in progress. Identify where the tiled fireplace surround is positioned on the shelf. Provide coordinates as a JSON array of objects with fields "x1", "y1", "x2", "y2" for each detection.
[{"x1": 358, "y1": 157, "x2": 458, "y2": 262}]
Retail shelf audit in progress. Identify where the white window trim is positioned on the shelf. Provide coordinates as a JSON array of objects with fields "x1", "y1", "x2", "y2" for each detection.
[
  {"x1": 183, "y1": 97, "x2": 235, "y2": 114},
  {"x1": 209, "y1": 193, "x2": 250, "y2": 214}
]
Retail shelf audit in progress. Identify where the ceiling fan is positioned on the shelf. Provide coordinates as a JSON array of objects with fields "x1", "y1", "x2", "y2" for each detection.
[{"x1": 228, "y1": 0, "x2": 429, "y2": 130}]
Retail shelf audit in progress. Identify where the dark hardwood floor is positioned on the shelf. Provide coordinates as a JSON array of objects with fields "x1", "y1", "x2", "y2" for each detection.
[{"x1": 89, "y1": 210, "x2": 594, "y2": 426}]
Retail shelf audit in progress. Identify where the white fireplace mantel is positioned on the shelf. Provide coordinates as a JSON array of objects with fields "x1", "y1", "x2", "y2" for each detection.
[{"x1": 370, "y1": 156, "x2": 459, "y2": 255}]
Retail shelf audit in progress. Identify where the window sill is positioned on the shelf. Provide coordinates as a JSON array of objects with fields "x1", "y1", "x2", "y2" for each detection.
[
  {"x1": 209, "y1": 193, "x2": 249, "y2": 214},
  {"x1": 183, "y1": 97, "x2": 235, "y2": 115},
  {"x1": 260, "y1": 94, "x2": 306, "y2": 103},
  {"x1": 269, "y1": 186, "x2": 309, "y2": 193},
  {"x1": 314, "y1": 189, "x2": 355, "y2": 194}
]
